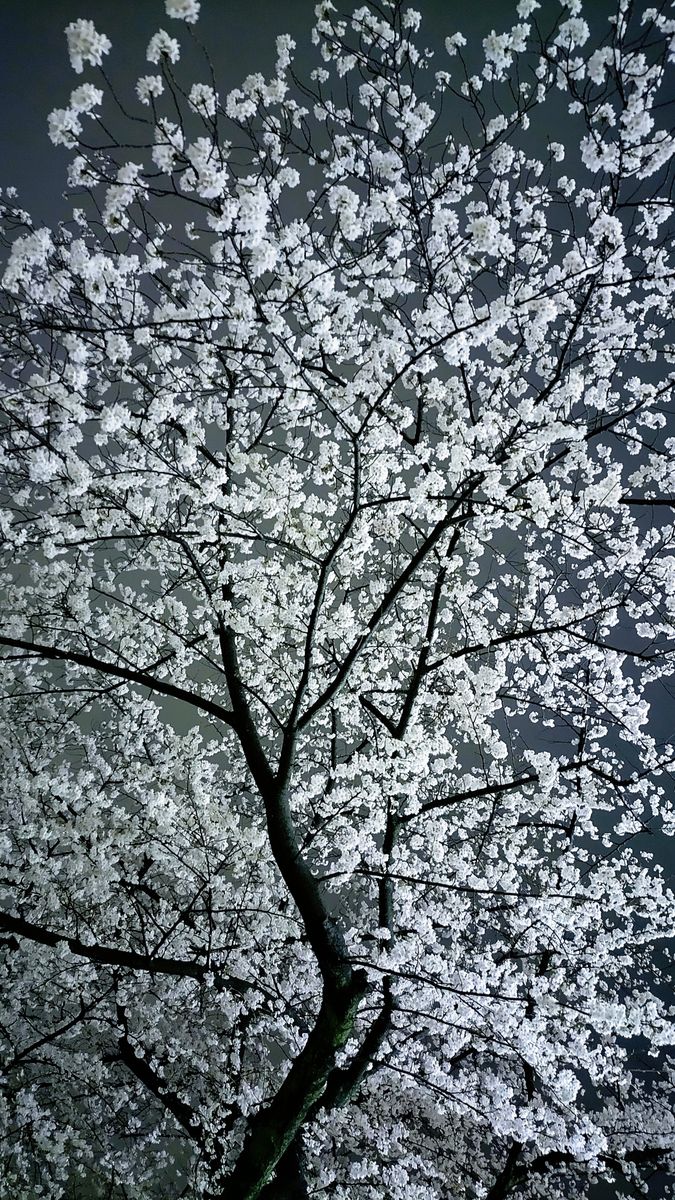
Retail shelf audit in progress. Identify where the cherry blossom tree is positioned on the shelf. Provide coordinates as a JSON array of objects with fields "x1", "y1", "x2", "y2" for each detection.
[{"x1": 0, "y1": 0, "x2": 674, "y2": 1196}]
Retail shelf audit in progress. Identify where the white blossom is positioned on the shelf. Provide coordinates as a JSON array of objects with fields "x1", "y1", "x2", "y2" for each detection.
[
  {"x1": 188, "y1": 83, "x2": 218, "y2": 117},
  {"x1": 146, "y1": 29, "x2": 180, "y2": 65},
  {"x1": 136, "y1": 74, "x2": 164, "y2": 105},
  {"x1": 165, "y1": 0, "x2": 200, "y2": 21},
  {"x1": 69, "y1": 83, "x2": 103, "y2": 114},
  {"x1": 467, "y1": 213, "x2": 501, "y2": 254},
  {"x1": 184, "y1": 137, "x2": 227, "y2": 198},
  {"x1": 64, "y1": 18, "x2": 111, "y2": 74},
  {"x1": 47, "y1": 107, "x2": 82, "y2": 148},
  {"x1": 328, "y1": 184, "x2": 362, "y2": 238},
  {"x1": 555, "y1": 17, "x2": 590, "y2": 50},
  {"x1": 483, "y1": 31, "x2": 514, "y2": 74},
  {"x1": 445, "y1": 32, "x2": 466, "y2": 56},
  {"x1": 151, "y1": 118, "x2": 184, "y2": 172}
]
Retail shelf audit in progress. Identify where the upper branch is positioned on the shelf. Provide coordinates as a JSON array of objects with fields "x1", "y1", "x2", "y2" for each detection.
[{"x1": 297, "y1": 497, "x2": 470, "y2": 731}]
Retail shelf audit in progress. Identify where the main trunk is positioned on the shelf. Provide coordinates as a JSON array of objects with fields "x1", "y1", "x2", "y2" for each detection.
[{"x1": 216, "y1": 970, "x2": 368, "y2": 1199}]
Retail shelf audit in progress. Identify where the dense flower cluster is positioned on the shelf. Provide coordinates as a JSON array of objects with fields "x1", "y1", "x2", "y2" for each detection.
[
  {"x1": 165, "y1": 0, "x2": 200, "y2": 22},
  {"x1": 64, "y1": 17, "x2": 111, "y2": 73},
  {"x1": 146, "y1": 29, "x2": 181, "y2": 65}
]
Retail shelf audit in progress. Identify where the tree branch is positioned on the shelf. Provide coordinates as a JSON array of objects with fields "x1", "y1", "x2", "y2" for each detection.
[
  {"x1": 485, "y1": 1141, "x2": 523, "y2": 1200},
  {"x1": 114, "y1": 1004, "x2": 209, "y2": 1152},
  {"x1": 0, "y1": 635, "x2": 236, "y2": 727},
  {"x1": 298, "y1": 500, "x2": 469, "y2": 730},
  {"x1": 620, "y1": 496, "x2": 675, "y2": 506},
  {"x1": 0, "y1": 912, "x2": 253, "y2": 995}
]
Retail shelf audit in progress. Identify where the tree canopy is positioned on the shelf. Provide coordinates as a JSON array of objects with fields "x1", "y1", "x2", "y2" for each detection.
[{"x1": 0, "y1": 1, "x2": 674, "y2": 1197}]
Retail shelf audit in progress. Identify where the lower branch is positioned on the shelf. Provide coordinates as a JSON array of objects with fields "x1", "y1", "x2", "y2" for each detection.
[
  {"x1": 0, "y1": 912, "x2": 252, "y2": 994},
  {"x1": 515, "y1": 1146, "x2": 674, "y2": 1186},
  {"x1": 488, "y1": 1143, "x2": 674, "y2": 1198},
  {"x1": 116, "y1": 1034, "x2": 206, "y2": 1149},
  {"x1": 0, "y1": 634, "x2": 235, "y2": 726}
]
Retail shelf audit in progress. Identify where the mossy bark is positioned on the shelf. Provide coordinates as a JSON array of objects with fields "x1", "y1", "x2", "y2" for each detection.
[{"x1": 218, "y1": 971, "x2": 368, "y2": 1199}]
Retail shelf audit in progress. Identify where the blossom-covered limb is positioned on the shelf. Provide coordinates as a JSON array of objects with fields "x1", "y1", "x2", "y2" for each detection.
[
  {"x1": 0, "y1": 635, "x2": 236, "y2": 726},
  {"x1": 0, "y1": 912, "x2": 253, "y2": 992}
]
